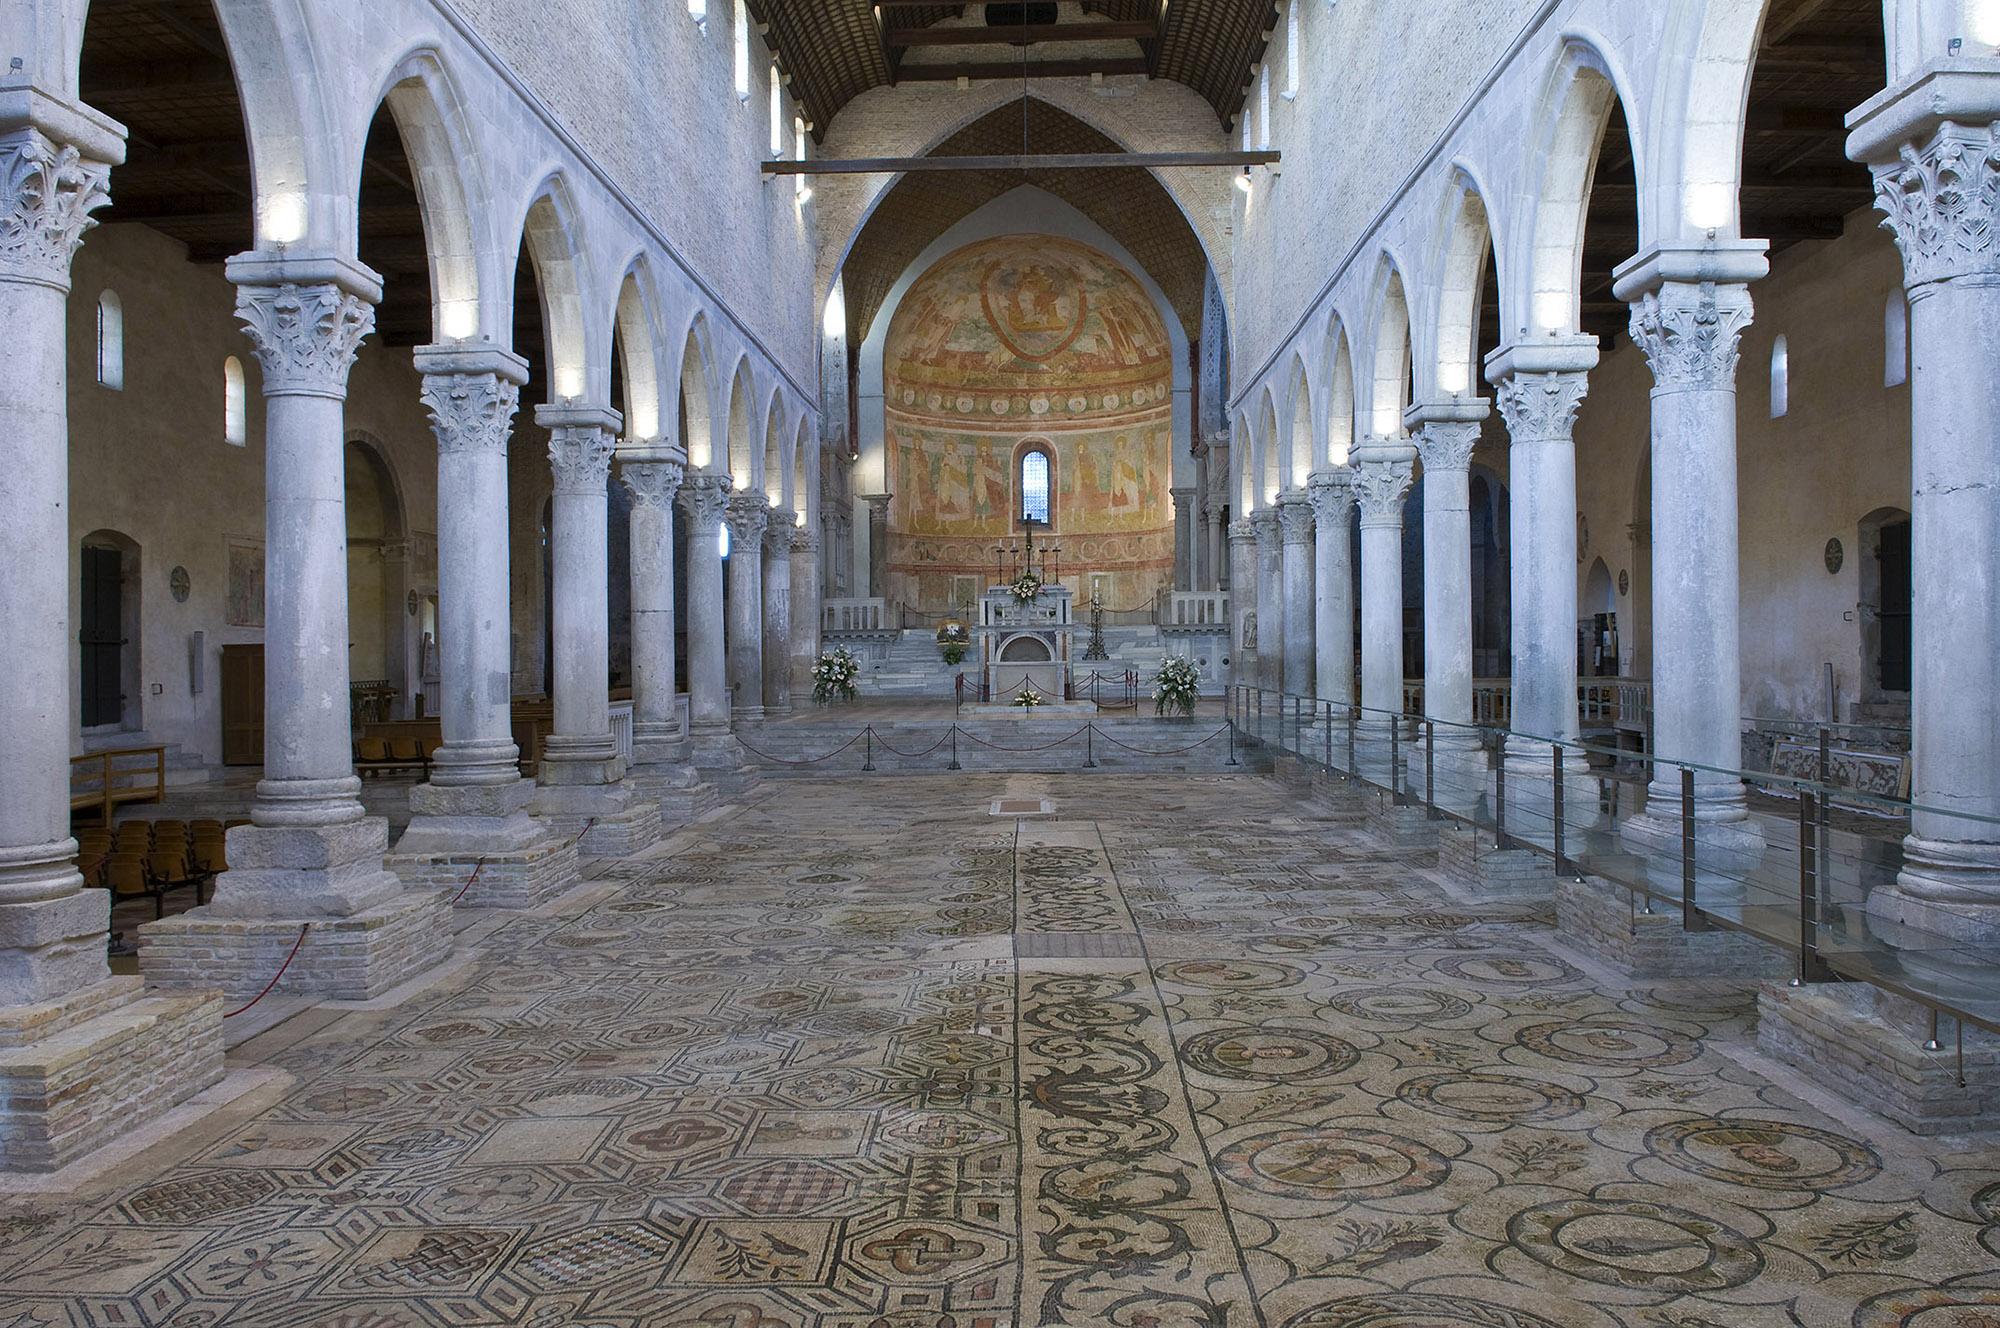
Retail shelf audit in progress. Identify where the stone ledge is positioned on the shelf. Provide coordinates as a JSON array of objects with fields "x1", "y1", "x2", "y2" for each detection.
[
  {"x1": 1555, "y1": 875, "x2": 1790, "y2": 979},
  {"x1": 138, "y1": 890, "x2": 451, "y2": 1002},
  {"x1": 1757, "y1": 982, "x2": 2000, "y2": 1136},
  {"x1": 1438, "y1": 822, "x2": 1551, "y2": 898},
  {"x1": 538, "y1": 800, "x2": 663, "y2": 859},
  {"x1": 385, "y1": 835, "x2": 582, "y2": 910},
  {"x1": 0, "y1": 983, "x2": 223, "y2": 1173}
]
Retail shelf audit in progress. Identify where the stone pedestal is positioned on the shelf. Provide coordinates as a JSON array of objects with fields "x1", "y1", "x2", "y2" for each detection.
[
  {"x1": 389, "y1": 780, "x2": 579, "y2": 909},
  {"x1": 1437, "y1": 822, "x2": 1548, "y2": 897},
  {"x1": 1553, "y1": 874, "x2": 1787, "y2": 980},
  {"x1": 1758, "y1": 982, "x2": 2000, "y2": 1135}
]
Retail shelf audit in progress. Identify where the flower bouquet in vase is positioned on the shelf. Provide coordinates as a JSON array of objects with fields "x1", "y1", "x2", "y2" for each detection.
[
  {"x1": 1153, "y1": 656, "x2": 1201, "y2": 718},
  {"x1": 812, "y1": 646, "x2": 859, "y2": 705}
]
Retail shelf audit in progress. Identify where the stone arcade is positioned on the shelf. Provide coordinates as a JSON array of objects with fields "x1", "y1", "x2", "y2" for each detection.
[{"x1": 3, "y1": 2, "x2": 2000, "y2": 1324}]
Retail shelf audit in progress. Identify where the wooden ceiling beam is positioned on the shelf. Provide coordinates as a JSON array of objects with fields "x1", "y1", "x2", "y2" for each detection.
[
  {"x1": 81, "y1": 56, "x2": 236, "y2": 100},
  {"x1": 890, "y1": 56, "x2": 1150, "y2": 82},
  {"x1": 885, "y1": 21, "x2": 1154, "y2": 46},
  {"x1": 762, "y1": 149, "x2": 1276, "y2": 174}
]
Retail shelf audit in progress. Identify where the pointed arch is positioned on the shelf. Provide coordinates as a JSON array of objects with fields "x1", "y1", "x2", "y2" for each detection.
[
  {"x1": 1434, "y1": 173, "x2": 1496, "y2": 397},
  {"x1": 614, "y1": 261, "x2": 663, "y2": 440},
  {"x1": 1673, "y1": 0, "x2": 1771, "y2": 238},
  {"x1": 676, "y1": 312, "x2": 719, "y2": 470},
  {"x1": 515, "y1": 175, "x2": 591, "y2": 401},
  {"x1": 367, "y1": 49, "x2": 487, "y2": 341},
  {"x1": 725, "y1": 358, "x2": 757, "y2": 490},
  {"x1": 1286, "y1": 355, "x2": 1314, "y2": 490},
  {"x1": 1526, "y1": 41, "x2": 1641, "y2": 336},
  {"x1": 1368, "y1": 258, "x2": 1414, "y2": 436},
  {"x1": 1322, "y1": 317, "x2": 1356, "y2": 468}
]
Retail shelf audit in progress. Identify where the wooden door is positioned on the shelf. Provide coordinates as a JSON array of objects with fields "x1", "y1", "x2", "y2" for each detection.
[
  {"x1": 220, "y1": 643, "x2": 264, "y2": 765},
  {"x1": 80, "y1": 544, "x2": 124, "y2": 727}
]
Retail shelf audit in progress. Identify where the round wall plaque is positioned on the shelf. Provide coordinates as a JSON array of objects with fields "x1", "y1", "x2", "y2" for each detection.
[
  {"x1": 1824, "y1": 538, "x2": 1845, "y2": 574},
  {"x1": 407, "y1": 590, "x2": 421, "y2": 616},
  {"x1": 169, "y1": 566, "x2": 191, "y2": 602},
  {"x1": 1618, "y1": 569, "x2": 1630, "y2": 596}
]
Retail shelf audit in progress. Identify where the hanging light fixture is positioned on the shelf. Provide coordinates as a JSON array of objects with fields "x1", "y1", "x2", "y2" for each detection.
[{"x1": 1235, "y1": 166, "x2": 1253, "y2": 194}]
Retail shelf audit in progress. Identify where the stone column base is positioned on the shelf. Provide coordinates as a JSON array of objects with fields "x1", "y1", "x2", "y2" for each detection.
[
  {"x1": 1757, "y1": 982, "x2": 2000, "y2": 1136},
  {"x1": 532, "y1": 780, "x2": 662, "y2": 858},
  {"x1": 1438, "y1": 822, "x2": 1549, "y2": 897},
  {"x1": 140, "y1": 890, "x2": 450, "y2": 1003},
  {"x1": 1494, "y1": 753, "x2": 1601, "y2": 852},
  {"x1": 628, "y1": 762, "x2": 719, "y2": 829},
  {"x1": 1871, "y1": 841, "x2": 2000, "y2": 943},
  {"x1": 1553, "y1": 875, "x2": 1788, "y2": 979},
  {"x1": 1271, "y1": 752, "x2": 1370, "y2": 825},
  {"x1": 1619, "y1": 809, "x2": 1769, "y2": 915},
  {"x1": 1366, "y1": 799, "x2": 1439, "y2": 861},
  {"x1": 0, "y1": 976, "x2": 224, "y2": 1173},
  {"x1": 389, "y1": 779, "x2": 581, "y2": 908},
  {"x1": 691, "y1": 728, "x2": 748, "y2": 771}
]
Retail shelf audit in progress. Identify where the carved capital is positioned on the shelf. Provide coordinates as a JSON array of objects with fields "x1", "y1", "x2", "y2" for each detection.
[
  {"x1": 619, "y1": 457, "x2": 685, "y2": 510},
  {"x1": 792, "y1": 525, "x2": 821, "y2": 556},
  {"x1": 422, "y1": 372, "x2": 519, "y2": 457},
  {"x1": 1627, "y1": 280, "x2": 1754, "y2": 392},
  {"x1": 679, "y1": 472, "x2": 731, "y2": 533},
  {"x1": 1874, "y1": 119, "x2": 2000, "y2": 289},
  {"x1": 1412, "y1": 421, "x2": 1481, "y2": 474},
  {"x1": 235, "y1": 281, "x2": 374, "y2": 398},
  {"x1": 1494, "y1": 371, "x2": 1590, "y2": 443},
  {"x1": 724, "y1": 491, "x2": 770, "y2": 544},
  {"x1": 0, "y1": 128, "x2": 112, "y2": 288},
  {"x1": 547, "y1": 424, "x2": 616, "y2": 496},
  {"x1": 1248, "y1": 506, "x2": 1282, "y2": 551},
  {"x1": 1276, "y1": 496, "x2": 1316, "y2": 546},
  {"x1": 763, "y1": 515, "x2": 795, "y2": 554},
  {"x1": 1350, "y1": 460, "x2": 1414, "y2": 525},
  {"x1": 1227, "y1": 519, "x2": 1257, "y2": 547},
  {"x1": 1307, "y1": 472, "x2": 1355, "y2": 529}
]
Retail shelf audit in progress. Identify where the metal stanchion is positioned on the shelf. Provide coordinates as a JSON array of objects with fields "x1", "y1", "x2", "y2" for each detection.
[
  {"x1": 1084, "y1": 724, "x2": 1097, "y2": 769},
  {"x1": 862, "y1": 727, "x2": 876, "y2": 772},
  {"x1": 1345, "y1": 706, "x2": 1358, "y2": 782},
  {"x1": 1797, "y1": 789, "x2": 1833, "y2": 984},
  {"x1": 1551, "y1": 741, "x2": 1566, "y2": 880},
  {"x1": 1389, "y1": 720, "x2": 1403, "y2": 807},
  {"x1": 1323, "y1": 701, "x2": 1333, "y2": 769},
  {"x1": 948, "y1": 726, "x2": 961, "y2": 771},
  {"x1": 1256, "y1": 689, "x2": 1264, "y2": 743},
  {"x1": 1425, "y1": 720, "x2": 1437, "y2": 820},
  {"x1": 1680, "y1": 765, "x2": 1709, "y2": 931},
  {"x1": 1494, "y1": 751, "x2": 1509, "y2": 850},
  {"x1": 1226, "y1": 719, "x2": 1239, "y2": 767}
]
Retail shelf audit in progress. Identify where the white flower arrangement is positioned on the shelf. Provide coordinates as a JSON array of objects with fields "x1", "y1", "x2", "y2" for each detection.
[
  {"x1": 811, "y1": 646, "x2": 859, "y2": 705},
  {"x1": 1012, "y1": 687, "x2": 1045, "y2": 708},
  {"x1": 1008, "y1": 569, "x2": 1044, "y2": 604},
  {"x1": 1153, "y1": 655, "x2": 1201, "y2": 718}
]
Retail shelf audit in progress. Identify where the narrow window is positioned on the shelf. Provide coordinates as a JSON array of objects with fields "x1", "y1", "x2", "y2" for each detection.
[
  {"x1": 719, "y1": 521, "x2": 731, "y2": 560},
  {"x1": 794, "y1": 114, "x2": 811, "y2": 201},
  {"x1": 1240, "y1": 112, "x2": 1252, "y2": 154},
  {"x1": 224, "y1": 355, "x2": 246, "y2": 445},
  {"x1": 1258, "y1": 65, "x2": 1272, "y2": 148},
  {"x1": 733, "y1": 0, "x2": 751, "y2": 100},
  {"x1": 1769, "y1": 335, "x2": 1789, "y2": 419},
  {"x1": 1019, "y1": 447, "x2": 1052, "y2": 525},
  {"x1": 687, "y1": 0, "x2": 706, "y2": 19},
  {"x1": 1885, "y1": 293, "x2": 1908, "y2": 388},
  {"x1": 1284, "y1": 2, "x2": 1301, "y2": 100},
  {"x1": 96, "y1": 290, "x2": 123, "y2": 390},
  {"x1": 769, "y1": 63, "x2": 783, "y2": 154}
]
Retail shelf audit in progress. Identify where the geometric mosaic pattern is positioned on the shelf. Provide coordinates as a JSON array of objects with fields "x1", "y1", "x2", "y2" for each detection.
[{"x1": 3, "y1": 773, "x2": 1999, "y2": 1326}]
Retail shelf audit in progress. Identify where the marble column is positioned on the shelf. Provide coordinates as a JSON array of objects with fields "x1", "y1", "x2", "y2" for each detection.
[
  {"x1": 791, "y1": 525, "x2": 822, "y2": 692},
  {"x1": 1411, "y1": 404, "x2": 1489, "y2": 808},
  {"x1": 146, "y1": 254, "x2": 449, "y2": 1003},
  {"x1": 1208, "y1": 506, "x2": 1229, "y2": 592},
  {"x1": 618, "y1": 446, "x2": 689, "y2": 772},
  {"x1": 1227, "y1": 520, "x2": 1256, "y2": 687},
  {"x1": 0, "y1": 103, "x2": 223, "y2": 1170},
  {"x1": 681, "y1": 473, "x2": 734, "y2": 767},
  {"x1": 1851, "y1": 91, "x2": 2000, "y2": 937},
  {"x1": 1488, "y1": 345, "x2": 1598, "y2": 840},
  {"x1": 395, "y1": 346, "x2": 562, "y2": 880},
  {"x1": 1308, "y1": 469, "x2": 1357, "y2": 707},
  {"x1": 1250, "y1": 507, "x2": 1283, "y2": 692},
  {"x1": 1277, "y1": 492, "x2": 1316, "y2": 695},
  {"x1": 762, "y1": 515, "x2": 793, "y2": 712},
  {"x1": 1351, "y1": 439, "x2": 1415, "y2": 783},
  {"x1": 531, "y1": 405, "x2": 658, "y2": 854},
  {"x1": 861, "y1": 492, "x2": 890, "y2": 599},
  {"x1": 1171, "y1": 486, "x2": 1196, "y2": 591},
  {"x1": 725, "y1": 493, "x2": 769, "y2": 721}
]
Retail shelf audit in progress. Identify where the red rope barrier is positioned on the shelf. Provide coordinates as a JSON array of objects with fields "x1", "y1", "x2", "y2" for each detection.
[
  {"x1": 448, "y1": 858, "x2": 488, "y2": 907},
  {"x1": 221, "y1": 922, "x2": 311, "y2": 1019}
]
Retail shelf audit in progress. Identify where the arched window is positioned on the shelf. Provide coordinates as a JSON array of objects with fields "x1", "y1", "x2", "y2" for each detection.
[
  {"x1": 96, "y1": 290, "x2": 123, "y2": 390},
  {"x1": 1018, "y1": 446, "x2": 1053, "y2": 526},
  {"x1": 1769, "y1": 335, "x2": 1789, "y2": 419},
  {"x1": 794, "y1": 114, "x2": 811, "y2": 201},
  {"x1": 1284, "y1": 2, "x2": 1301, "y2": 99},
  {"x1": 1885, "y1": 293, "x2": 1908, "y2": 388},
  {"x1": 1258, "y1": 65, "x2": 1272, "y2": 148},
  {"x1": 224, "y1": 356, "x2": 246, "y2": 445},
  {"x1": 732, "y1": 0, "x2": 751, "y2": 100}
]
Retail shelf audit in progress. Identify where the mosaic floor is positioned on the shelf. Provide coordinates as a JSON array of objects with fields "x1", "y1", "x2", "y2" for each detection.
[{"x1": 5, "y1": 773, "x2": 1999, "y2": 1327}]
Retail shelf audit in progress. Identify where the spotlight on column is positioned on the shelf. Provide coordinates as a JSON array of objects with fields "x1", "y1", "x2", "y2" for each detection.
[{"x1": 1234, "y1": 167, "x2": 1253, "y2": 195}]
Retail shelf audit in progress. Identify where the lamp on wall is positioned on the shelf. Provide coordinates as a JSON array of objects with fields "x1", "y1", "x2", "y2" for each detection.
[{"x1": 1235, "y1": 167, "x2": 1254, "y2": 195}]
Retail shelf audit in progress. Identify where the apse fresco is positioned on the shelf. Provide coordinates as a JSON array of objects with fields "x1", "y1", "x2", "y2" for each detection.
[{"x1": 884, "y1": 234, "x2": 1175, "y2": 611}]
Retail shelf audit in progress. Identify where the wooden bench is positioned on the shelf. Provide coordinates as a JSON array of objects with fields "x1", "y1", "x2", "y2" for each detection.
[{"x1": 69, "y1": 746, "x2": 167, "y2": 825}]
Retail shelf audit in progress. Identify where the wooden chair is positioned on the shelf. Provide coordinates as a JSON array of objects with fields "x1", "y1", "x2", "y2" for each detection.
[
  {"x1": 389, "y1": 737, "x2": 428, "y2": 774},
  {"x1": 192, "y1": 837, "x2": 229, "y2": 878},
  {"x1": 191, "y1": 819, "x2": 225, "y2": 839},
  {"x1": 105, "y1": 855, "x2": 162, "y2": 918},
  {"x1": 147, "y1": 847, "x2": 201, "y2": 910},
  {"x1": 355, "y1": 736, "x2": 391, "y2": 777}
]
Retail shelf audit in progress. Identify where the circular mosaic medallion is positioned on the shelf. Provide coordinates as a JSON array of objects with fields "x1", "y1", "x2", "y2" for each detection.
[
  {"x1": 1283, "y1": 1292, "x2": 1564, "y2": 1328},
  {"x1": 1155, "y1": 959, "x2": 1303, "y2": 991},
  {"x1": 1178, "y1": 1026, "x2": 1360, "y2": 1082},
  {"x1": 1514, "y1": 1018, "x2": 1701, "y2": 1069},
  {"x1": 1216, "y1": 1127, "x2": 1449, "y2": 1201},
  {"x1": 1855, "y1": 1286, "x2": 2000, "y2": 1328},
  {"x1": 1643, "y1": 1116, "x2": 1881, "y2": 1192},
  {"x1": 1506, "y1": 1197, "x2": 1762, "y2": 1292},
  {"x1": 1327, "y1": 988, "x2": 1475, "y2": 1023},
  {"x1": 1433, "y1": 953, "x2": 1583, "y2": 986},
  {"x1": 1398, "y1": 1072, "x2": 1586, "y2": 1124}
]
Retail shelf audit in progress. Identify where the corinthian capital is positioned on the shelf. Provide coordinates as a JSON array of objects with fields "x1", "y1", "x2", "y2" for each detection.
[
  {"x1": 1626, "y1": 281, "x2": 1754, "y2": 392},
  {"x1": 1874, "y1": 119, "x2": 2000, "y2": 289},
  {"x1": 792, "y1": 525, "x2": 821, "y2": 556},
  {"x1": 1276, "y1": 494, "x2": 1316, "y2": 546},
  {"x1": 1494, "y1": 371, "x2": 1590, "y2": 442},
  {"x1": 422, "y1": 372, "x2": 519, "y2": 456},
  {"x1": 1412, "y1": 421, "x2": 1481, "y2": 474},
  {"x1": 1307, "y1": 470, "x2": 1355, "y2": 529},
  {"x1": 619, "y1": 457, "x2": 685, "y2": 509},
  {"x1": 1248, "y1": 506, "x2": 1281, "y2": 549},
  {"x1": 235, "y1": 282, "x2": 375, "y2": 399},
  {"x1": 680, "y1": 472, "x2": 731, "y2": 533},
  {"x1": 1227, "y1": 519, "x2": 1256, "y2": 547},
  {"x1": 724, "y1": 490, "x2": 770, "y2": 544},
  {"x1": 1350, "y1": 459, "x2": 1414, "y2": 525},
  {"x1": 547, "y1": 424, "x2": 616, "y2": 496},
  {"x1": 0, "y1": 128, "x2": 112, "y2": 288}
]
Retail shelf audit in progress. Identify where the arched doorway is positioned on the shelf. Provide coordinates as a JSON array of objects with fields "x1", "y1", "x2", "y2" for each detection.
[
  {"x1": 1582, "y1": 556, "x2": 1617, "y2": 678},
  {"x1": 79, "y1": 530, "x2": 142, "y2": 732},
  {"x1": 1859, "y1": 506, "x2": 1913, "y2": 706}
]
